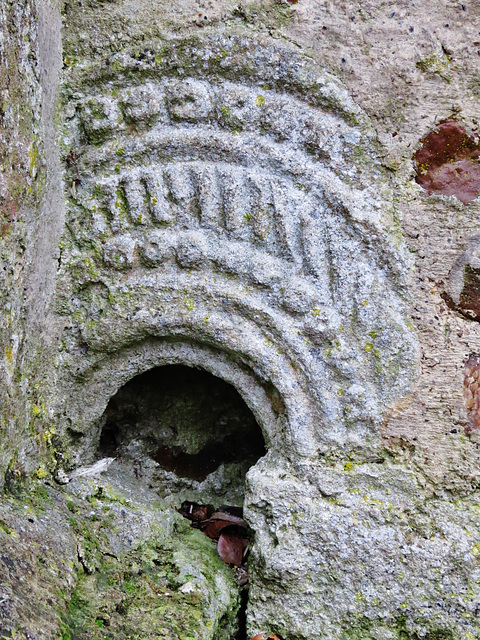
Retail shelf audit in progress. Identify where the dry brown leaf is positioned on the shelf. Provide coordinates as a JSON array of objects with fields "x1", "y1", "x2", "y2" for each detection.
[
  {"x1": 202, "y1": 518, "x2": 234, "y2": 539},
  {"x1": 209, "y1": 510, "x2": 247, "y2": 526},
  {"x1": 217, "y1": 529, "x2": 249, "y2": 565},
  {"x1": 201, "y1": 511, "x2": 247, "y2": 539},
  {"x1": 178, "y1": 500, "x2": 214, "y2": 527}
]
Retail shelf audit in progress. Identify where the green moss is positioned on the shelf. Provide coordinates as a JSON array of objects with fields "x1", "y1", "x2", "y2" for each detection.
[
  {"x1": 341, "y1": 614, "x2": 455, "y2": 640},
  {"x1": 231, "y1": 0, "x2": 293, "y2": 29},
  {"x1": 4, "y1": 344, "x2": 14, "y2": 365},
  {"x1": 416, "y1": 50, "x2": 450, "y2": 81},
  {"x1": 184, "y1": 296, "x2": 195, "y2": 311},
  {"x1": 3, "y1": 469, "x2": 53, "y2": 515},
  {"x1": 0, "y1": 518, "x2": 14, "y2": 535},
  {"x1": 60, "y1": 526, "x2": 239, "y2": 640},
  {"x1": 28, "y1": 139, "x2": 41, "y2": 178}
]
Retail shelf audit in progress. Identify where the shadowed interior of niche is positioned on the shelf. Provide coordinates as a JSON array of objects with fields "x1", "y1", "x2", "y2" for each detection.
[{"x1": 99, "y1": 365, "x2": 266, "y2": 503}]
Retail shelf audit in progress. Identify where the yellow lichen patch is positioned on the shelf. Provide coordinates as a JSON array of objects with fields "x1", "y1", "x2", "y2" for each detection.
[
  {"x1": 34, "y1": 464, "x2": 48, "y2": 479},
  {"x1": 31, "y1": 404, "x2": 42, "y2": 417},
  {"x1": 28, "y1": 139, "x2": 40, "y2": 178},
  {"x1": 4, "y1": 344, "x2": 14, "y2": 364},
  {"x1": 184, "y1": 296, "x2": 194, "y2": 311},
  {"x1": 42, "y1": 427, "x2": 55, "y2": 445}
]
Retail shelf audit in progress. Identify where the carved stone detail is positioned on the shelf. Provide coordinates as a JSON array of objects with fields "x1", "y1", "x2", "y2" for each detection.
[{"x1": 58, "y1": 35, "x2": 416, "y2": 460}]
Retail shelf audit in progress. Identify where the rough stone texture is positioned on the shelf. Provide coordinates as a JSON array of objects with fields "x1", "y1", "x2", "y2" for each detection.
[
  {"x1": 0, "y1": 471, "x2": 240, "y2": 639},
  {"x1": 0, "y1": 0, "x2": 63, "y2": 487},
  {"x1": 1, "y1": 1, "x2": 480, "y2": 639},
  {"x1": 57, "y1": 31, "x2": 416, "y2": 467},
  {"x1": 0, "y1": 0, "x2": 43, "y2": 488}
]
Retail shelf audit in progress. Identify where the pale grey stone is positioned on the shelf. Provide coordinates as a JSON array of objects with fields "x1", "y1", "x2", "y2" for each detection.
[{"x1": 2, "y1": 2, "x2": 480, "y2": 639}]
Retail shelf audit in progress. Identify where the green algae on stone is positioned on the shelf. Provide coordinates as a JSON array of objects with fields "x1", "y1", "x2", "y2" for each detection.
[
  {"x1": 60, "y1": 513, "x2": 240, "y2": 640},
  {"x1": 1, "y1": 471, "x2": 242, "y2": 640},
  {"x1": 341, "y1": 614, "x2": 455, "y2": 640}
]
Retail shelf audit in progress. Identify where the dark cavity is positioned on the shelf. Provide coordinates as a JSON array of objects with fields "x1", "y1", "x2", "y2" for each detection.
[{"x1": 99, "y1": 365, "x2": 266, "y2": 483}]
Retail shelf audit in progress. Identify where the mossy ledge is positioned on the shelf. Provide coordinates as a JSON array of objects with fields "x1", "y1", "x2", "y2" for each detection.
[{"x1": 0, "y1": 474, "x2": 241, "y2": 640}]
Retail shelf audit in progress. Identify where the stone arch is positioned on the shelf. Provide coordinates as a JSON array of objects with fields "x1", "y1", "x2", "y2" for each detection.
[
  {"x1": 57, "y1": 32, "x2": 417, "y2": 468},
  {"x1": 97, "y1": 362, "x2": 268, "y2": 505},
  {"x1": 62, "y1": 333, "x2": 319, "y2": 467}
]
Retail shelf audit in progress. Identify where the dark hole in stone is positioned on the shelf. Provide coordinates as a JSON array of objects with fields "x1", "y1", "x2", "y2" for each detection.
[
  {"x1": 442, "y1": 262, "x2": 480, "y2": 323},
  {"x1": 99, "y1": 365, "x2": 266, "y2": 503},
  {"x1": 153, "y1": 432, "x2": 258, "y2": 482},
  {"x1": 98, "y1": 423, "x2": 120, "y2": 455},
  {"x1": 451, "y1": 263, "x2": 480, "y2": 321}
]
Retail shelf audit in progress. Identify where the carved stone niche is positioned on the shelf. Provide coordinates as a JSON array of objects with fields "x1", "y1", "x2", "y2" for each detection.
[
  {"x1": 58, "y1": 34, "x2": 415, "y2": 459},
  {"x1": 53, "y1": 34, "x2": 480, "y2": 640}
]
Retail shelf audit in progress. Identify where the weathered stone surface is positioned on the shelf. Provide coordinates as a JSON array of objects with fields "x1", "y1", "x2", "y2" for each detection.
[
  {"x1": 56, "y1": 33, "x2": 416, "y2": 468},
  {"x1": 0, "y1": 0, "x2": 63, "y2": 489},
  {"x1": 444, "y1": 234, "x2": 480, "y2": 322},
  {"x1": 0, "y1": 472, "x2": 241, "y2": 640},
  {"x1": 0, "y1": 0, "x2": 42, "y2": 487},
  {"x1": 2, "y1": 1, "x2": 480, "y2": 639},
  {"x1": 246, "y1": 458, "x2": 480, "y2": 639}
]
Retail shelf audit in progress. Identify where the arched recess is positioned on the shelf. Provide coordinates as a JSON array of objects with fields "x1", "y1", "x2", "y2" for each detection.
[
  {"x1": 98, "y1": 364, "x2": 267, "y2": 505},
  {"x1": 63, "y1": 337, "x2": 315, "y2": 467}
]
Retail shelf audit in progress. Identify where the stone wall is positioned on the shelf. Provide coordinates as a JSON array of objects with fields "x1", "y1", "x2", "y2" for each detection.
[
  {"x1": 1, "y1": 1, "x2": 480, "y2": 639},
  {"x1": 0, "y1": 0, "x2": 63, "y2": 489}
]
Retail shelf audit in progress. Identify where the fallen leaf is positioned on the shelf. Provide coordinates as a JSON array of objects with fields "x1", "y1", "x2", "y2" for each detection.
[
  {"x1": 217, "y1": 526, "x2": 249, "y2": 565},
  {"x1": 178, "y1": 503, "x2": 250, "y2": 567},
  {"x1": 201, "y1": 511, "x2": 248, "y2": 539},
  {"x1": 178, "y1": 501, "x2": 214, "y2": 527},
  {"x1": 209, "y1": 510, "x2": 247, "y2": 526},
  {"x1": 202, "y1": 518, "x2": 233, "y2": 539}
]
